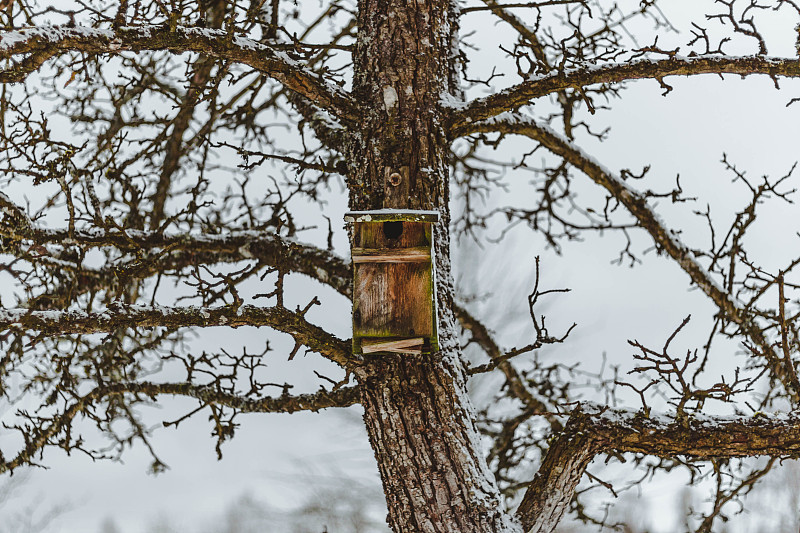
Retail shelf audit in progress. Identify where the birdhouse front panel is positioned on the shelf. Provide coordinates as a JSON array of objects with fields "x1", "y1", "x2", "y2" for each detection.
[{"x1": 346, "y1": 210, "x2": 439, "y2": 355}]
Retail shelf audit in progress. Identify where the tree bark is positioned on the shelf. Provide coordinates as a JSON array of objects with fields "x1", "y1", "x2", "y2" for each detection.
[
  {"x1": 516, "y1": 416, "x2": 602, "y2": 533},
  {"x1": 347, "y1": 0, "x2": 521, "y2": 531}
]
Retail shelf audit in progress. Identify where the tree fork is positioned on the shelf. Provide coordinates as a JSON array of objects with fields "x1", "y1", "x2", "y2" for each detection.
[{"x1": 347, "y1": 0, "x2": 520, "y2": 530}]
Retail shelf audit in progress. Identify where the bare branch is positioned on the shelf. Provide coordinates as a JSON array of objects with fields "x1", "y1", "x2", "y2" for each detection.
[
  {"x1": 0, "y1": 303, "x2": 353, "y2": 367},
  {"x1": 0, "y1": 381, "x2": 359, "y2": 475},
  {"x1": 461, "y1": 0, "x2": 584, "y2": 13},
  {"x1": 467, "y1": 257, "x2": 574, "y2": 375},
  {"x1": 149, "y1": 0, "x2": 226, "y2": 229},
  {"x1": 456, "y1": 303, "x2": 548, "y2": 411},
  {"x1": 457, "y1": 113, "x2": 800, "y2": 403},
  {"x1": 517, "y1": 403, "x2": 800, "y2": 530},
  {"x1": 3, "y1": 227, "x2": 352, "y2": 301},
  {"x1": 477, "y1": 0, "x2": 548, "y2": 65},
  {"x1": 450, "y1": 55, "x2": 800, "y2": 127},
  {"x1": 0, "y1": 25, "x2": 356, "y2": 121},
  {"x1": 696, "y1": 458, "x2": 776, "y2": 533}
]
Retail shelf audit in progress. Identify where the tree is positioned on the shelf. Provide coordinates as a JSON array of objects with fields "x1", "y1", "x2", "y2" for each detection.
[{"x1": 0, "y1": 0, "x2": 799, "y2": 532}]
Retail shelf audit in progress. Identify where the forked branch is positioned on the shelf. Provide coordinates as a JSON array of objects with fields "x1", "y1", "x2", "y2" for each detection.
[
  {"x1": 457, "y1": 113, "x2": 800, "y2": 403},
  {"x1": 517, "y1": 403, "x2": 800, "y2": 531},
  {"x1": 0, "y1": 381, "x2": 360, "y2": 475},
  {"x1": 0, "y1": 25, "x2": 356, "y2": 121}
]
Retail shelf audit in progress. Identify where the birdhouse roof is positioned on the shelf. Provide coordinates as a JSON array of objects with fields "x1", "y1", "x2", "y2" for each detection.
[{"x1": 344, "y1": 209, "x2": 440, "y2": 223}]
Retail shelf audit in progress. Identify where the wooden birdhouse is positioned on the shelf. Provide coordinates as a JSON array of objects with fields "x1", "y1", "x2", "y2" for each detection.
[{"x1": 345, "y1": 209, "x2": 439, "y2": 355}]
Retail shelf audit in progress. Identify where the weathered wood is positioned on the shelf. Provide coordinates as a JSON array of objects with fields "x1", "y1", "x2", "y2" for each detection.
[
  {"x1": 350, "y1": 217, "x2": 437, "y2": 352},
  {"x1": 352, "y1": 218, "x2": 431, "y2": 249},
  {"x1": 353, "y1": 263, "x2": 433, "y2": 337},
  {"x1": 345, "y1": 210, "x2": 440, "y2": 223},
  {"x1": 362, "y1": 337, "x2": 424, "y2": 354},
  {"x1": 352, "y1": 246, "x2": 431, "y2": 263}
]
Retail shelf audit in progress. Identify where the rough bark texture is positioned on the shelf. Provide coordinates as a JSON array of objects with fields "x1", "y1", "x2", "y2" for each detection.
[
  {"x1": 346, "y1": 0, "x2": 451, "y2": 211},
  {"x1": 517, "y1": 421, "x2": 602, "y2": 533},
  {"x1": 347, "y1": 0, "x2": 519, "y2": 530},
  {"x1": 357, "y1": 355, "x2": 519, "y2": 532}
]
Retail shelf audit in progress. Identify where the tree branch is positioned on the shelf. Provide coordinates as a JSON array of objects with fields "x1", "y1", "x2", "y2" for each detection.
[
  {"x1": 456, "y1": 303, "x2": 545, "y2": 407},
  {"x1": 0, "y1": 190, "x2": 32, "y2": 230},
  {"x1": 0, "y1": 303, "x2": 353, "y2": 367},
  {"x1": 457, "y1": 113, "x2": 800, "y2": 403},
  {"x1": 3, "y1": 226, "x2": 352, "y2": 301},
  {"x1": 517, "y1": 403, "x2": 800, "y2": 531},
  {"x1": 0, "y1": 25, "x2": 356, "y2": 121},
  {"x1": 0, "y1": 381, "x2": 360, "y2": 475},
  {"x1": 517, "y1": 413, "x2": 602, "y2": 533},
  {"x1": 479, "y1": 0, "x2": 548, "y2": 65},
  {"x1": 586, "y1": 404, "x2": 800, "y2": 458},
  {"x1": 149, "y1": 1, "x2": 226, "y2": 229},
  {"x1": 450, "y1": 55, "x2": 800, "y2": 127}
]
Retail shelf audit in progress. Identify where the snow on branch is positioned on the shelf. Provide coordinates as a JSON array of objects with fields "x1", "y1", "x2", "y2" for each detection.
[
  {"x1": 0, "y1": 381, "x2": 359, "y2": 475},
  {"x1": 457, "y1": 113, "x2": 800, "y2": 403},
  {"x1": 516, "y1": 403, "x2": 800, "y2": 531},
  {"x1": 0, "y1": 191, "x2": 32, "y2": 230},
  {"x1": 0, "y1": 303, "x2": 353, "y2": 367},
  {"x1": 449, "y1": 55, "x2": 800, "y2": 127},
  {"x1": 2, "y1": 226, "x2": 352, "y2": 301},
  {"x1": 0, "y1": 24, "x2": 356, "y2": 121},
  {"x1": 581, "y1": 403, "x2": 800, "y2": 458}
]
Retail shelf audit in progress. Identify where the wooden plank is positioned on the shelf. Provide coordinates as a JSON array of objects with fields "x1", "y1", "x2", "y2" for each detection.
[
  {"x1": 362, "y1": 337, "x2": 425, "y2": 354},
  {"x1": 353, "y1": 254, "x2": 429, "y2": 263},
  {"x1": 345, "y1": 209, "x2": 439, "y2": 223},
  {"x1": 352, "y1": 219, "x2": 434, "y2": 338},
  {"x1": 353, "y1": 262, "x2": 433, "y2": 338},
  {"x1": 352, "y1": 246, "x2": 431, "y2": 263}
]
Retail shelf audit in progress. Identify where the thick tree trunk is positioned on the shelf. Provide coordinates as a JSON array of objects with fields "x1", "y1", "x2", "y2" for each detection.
[
  {"x1": 346, "y1": 0, "x2": 522, "y2": 531},
  {"x1": 356, "y1": 356, "x2": 520, "y2": 532}
]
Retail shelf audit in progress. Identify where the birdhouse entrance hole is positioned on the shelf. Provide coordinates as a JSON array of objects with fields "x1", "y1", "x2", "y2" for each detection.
[
  {"x1": 345, "y1": 210, "x2": 440, "y2": 355},
  {"x1": 383, "y1": 221, "x2": 403, "y2": 240}
]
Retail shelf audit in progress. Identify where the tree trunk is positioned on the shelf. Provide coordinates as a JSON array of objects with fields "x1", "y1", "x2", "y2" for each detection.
[{"x1": 347, "y1": 0, "x2": 521, "y2": 531}]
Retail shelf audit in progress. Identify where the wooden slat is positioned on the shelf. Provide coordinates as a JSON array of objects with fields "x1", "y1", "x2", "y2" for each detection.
[
  {"x1": 345, "y1": 210, "x2": 439, "y2": 223},
  {"x1": 362, "y1": 337, "x2": 425, "y2": 354},
  {"x1": 352, "y1": 246, "x2": 431, "y2": 263}
]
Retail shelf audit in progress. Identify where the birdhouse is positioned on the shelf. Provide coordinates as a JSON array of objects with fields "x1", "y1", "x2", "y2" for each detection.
[{"x1": 345, "y1": 209, "x2": 439, "y2": 355}]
